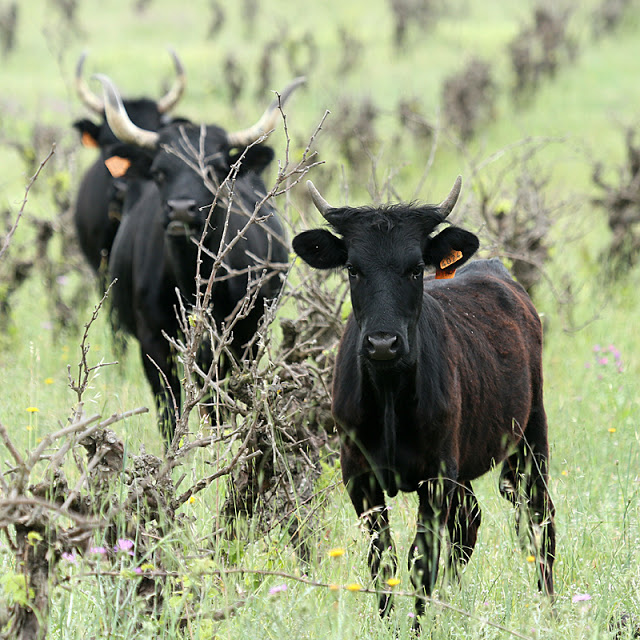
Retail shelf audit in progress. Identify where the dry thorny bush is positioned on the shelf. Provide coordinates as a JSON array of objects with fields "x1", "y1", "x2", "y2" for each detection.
[
  {"x1": 456, "y1": 137, "x2": 583, "y2": 332},
  {"x1": 591, "y1": 125, "x2": 640, "y2": 275},
  {"x1": 441, "y1": 57, "x2": 495, "y2": 143},
  {"x1": 509, "y1": 4, "x2": 578, "y2": 102},
  {"x1": 0, "y1": 109, "x2": 346, "y2": 638},
  {"x1": 0, "y1": 2, "x2": 17, "y2": 58},
  {"x1": 0, "y1": 123, "x2": 91, "y2": 336},
  {"x1": 591, "y1": 0, "x2": 633, "y2": 39}
]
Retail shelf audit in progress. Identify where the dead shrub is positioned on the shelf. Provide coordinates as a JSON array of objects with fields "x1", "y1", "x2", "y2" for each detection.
[
  {"x1": 442, "y1": 58, "x2": 495, "y2": 142},
  {"x1": 387, "y1": 0, "x2": 439, "y2": 50},
  {"x1": 592, "y1": 126, "x2": 640, "y2": 274},
  {"x1": 325, "y1": 95, "x2": 380, "y2": 176},
  {"x1": 509, "y1": 5, "x2": 577, "y2": 101},
  {"x1": 207, "y1": 0, "x2": 225, "y2": 38},
  {"x1": 591, "y1": 0, "x2": 632, "y2": 38},
  {"x1": 462, "y1": 139, "x2": 572, "y2": 297},
  {"x1": 336, "y1": 26, "x2": 363, "y2": 75},
  {"x1": 0, "y1": 2, "x2": 17, "y2": 58}
]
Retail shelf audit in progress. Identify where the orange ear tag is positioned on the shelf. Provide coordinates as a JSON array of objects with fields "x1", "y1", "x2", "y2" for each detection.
[
  {"x1": 81, "y1": 132, "x2": 99, "y2": 148},
  {"x1": 104, "y1": 156, "x2": 131, "y2": 178},
  {"x1": 435, "y1": 249, "x2": 463, "y2": 280}
]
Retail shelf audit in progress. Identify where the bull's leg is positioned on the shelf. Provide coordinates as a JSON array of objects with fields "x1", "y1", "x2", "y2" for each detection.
[
  {"x1": 346, "y1": 473, "x2": 397, "y2": 617},
  {"x1": 410, "y1": 477, "x2": 455, "y2": 627},
  {"x1": 446, "y1": 481, "x2": 482, "y2": 580},
  {"x1": 523, "y1": 405, "x2": 555, "y2": 597},
  {"x1": 499, "y1": 410, "x2": 555, "y2": 598},
  {"x1": 139, "y1": 338, "x2": 180, "y2": 445}
]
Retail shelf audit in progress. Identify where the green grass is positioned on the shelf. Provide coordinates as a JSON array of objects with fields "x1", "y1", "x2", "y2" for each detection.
[{"x1": 2, "y1": 0, "x2": 640, "y2": 638}]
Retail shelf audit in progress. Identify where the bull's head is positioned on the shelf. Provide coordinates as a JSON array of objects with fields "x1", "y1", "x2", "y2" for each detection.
[
  {"x1": 293, "y1": 178, "x2": 479, "y2": 365},
  {"x1": 93, "y1": 74, "x2": 304, "y2": 237}
]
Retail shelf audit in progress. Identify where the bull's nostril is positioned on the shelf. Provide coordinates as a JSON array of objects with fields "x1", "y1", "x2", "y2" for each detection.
[
  {"x1": 167, "y1": 199, "x2": 198, "y2": 222},
  {"x1": 366, "y1": 333, "x2": 400, "y2": 361}
]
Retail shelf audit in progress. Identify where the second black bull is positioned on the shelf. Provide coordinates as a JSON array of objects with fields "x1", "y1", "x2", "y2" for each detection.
[
  {"x1": 94, "y1": 73, "x2": 304, "y2": 442},
  {"x1": 73, "y1": 50, "x2": 187, "y2": 276}
]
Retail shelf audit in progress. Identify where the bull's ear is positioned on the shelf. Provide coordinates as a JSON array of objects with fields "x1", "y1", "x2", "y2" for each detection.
[
  {"x1": 293, "y1": 229, "x2": 348, "y2": 269},
  {"x1": 229, "y1": 145, "x2": 274, "y2": 175},
  {"x1": 424, "y1": 226, "x2": 479, "y2": 273},
  {"x1": 104, "y1": 145, "x2": 153, "y2": 179},
  {"x1": 73, "y1": 119, "x2": 100, "y2": 148}
]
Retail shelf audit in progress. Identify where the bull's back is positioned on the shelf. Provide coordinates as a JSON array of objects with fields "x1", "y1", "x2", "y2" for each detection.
[{"x1": 424, "y1": 258, "x2": 543, "y2": 479}]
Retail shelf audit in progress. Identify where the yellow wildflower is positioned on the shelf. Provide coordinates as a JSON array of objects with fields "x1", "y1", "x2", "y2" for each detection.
[
  {"x1": 346, "y1": 583, "x2": 362, "y2": 592},
  {"x1": 44, "y1": 378, "x2": 54, "y2": 385},
  {"x1": 26, "y1": 407, "x2": 39, "y2": 413},
  {"x1": 189, "y1": 496, "x2": 196, "y2": 504},
  {"x1": 608, "y1": 427, "x2": 617, "y2": 433},
  {"x1": 526, "y1": 555, "x2": 535, "y2": 563},
  {"x1": 329, "y1": 583, "x2": 340, "y2": 591},
  {"x1": 387, "y1": 578, "x2": 400, "y2": 587},
  {"x1": 328, "y1": 547, "x2": 345, "y2": 558}
]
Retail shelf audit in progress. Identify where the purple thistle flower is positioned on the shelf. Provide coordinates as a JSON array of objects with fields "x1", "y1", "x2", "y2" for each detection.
[
  {"x1": 134, "y1": 567, "x2": 142, "y2": 574},
  {"x1": 572, "y1": 593, "x2": 591, "y2": 603},
  {"x1": 61, "y1": 552, "x2": 77, "y2": 564},
  {"x1": 269, "y1": 583, "x2": 288, "y2": 595},
  {"x1": 115, "y1": 538, "x2": 135, "y2": 556},
  {"x1": 90, "y1": 546, "x2": 107, "y2": 555},
  {"x1": 593, "y1": 344, "x2": 601, "y2": 352},
  {"x1": 598, "y1": 357, "x2": 608, "y2": 366}
]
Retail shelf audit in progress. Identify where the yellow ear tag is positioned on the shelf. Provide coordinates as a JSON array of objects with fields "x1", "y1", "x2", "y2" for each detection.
[
  {"x1": 81, "y1": 132, "x2": 99, "y2": 148},
  {"x1": 104, "y1": 156, "x2": 131, "y2": 178},
  {"x1": 435, "y1": 249, "x2": 463, "y2": 280}
]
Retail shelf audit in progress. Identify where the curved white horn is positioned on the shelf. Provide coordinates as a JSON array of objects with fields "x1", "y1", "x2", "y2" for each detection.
[
  {"x1": 157, "y1": 47, "x2": 187, "y2": 114},
  {"x1": 438, "y1": 175, "x2": 462, "y2": 218},
  {"x1": 306, "y1": 180, "x2": 333, "y2": 219},
  {"x1": 93, "y1": 74, "x2": 160, "y2": 149},
  {"x1": 75, "y1": 51, "x2": 104, "y2": 114},
  {"x1": 227, "y1": 76, "x2": 306, "y2": 148}
]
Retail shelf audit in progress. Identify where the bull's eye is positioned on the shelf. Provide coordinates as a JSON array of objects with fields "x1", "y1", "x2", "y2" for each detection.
[
  {"x1": 151, "y1": 169, "x2": 166, "y2": 185},
  {"x1": 410, "y1": 264, "x2": 424, "y2": 280},
  {"x1": 346, "y1": 263, "x2": 359, "y2": 279}
]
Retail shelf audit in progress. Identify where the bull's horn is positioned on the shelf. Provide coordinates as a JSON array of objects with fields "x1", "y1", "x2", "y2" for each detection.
[
  {"x1": 306, "y1": 180, "x2": 332, "y2": 219},
  {"x1": 93, "y1": 74, "x2": 160, "y2": 149},
  {"x1": 75, "y1": 51, "x2": 104, "y2": 114},
  {"x1": 438, "y1": 175, "x2": 462, "y2": 218},
  {"x1": 226, "y1": 76, "x2": 306, "y2": 148},
  {"x1": 157, "y1": 47, "x2": 187, "y2": 114}
]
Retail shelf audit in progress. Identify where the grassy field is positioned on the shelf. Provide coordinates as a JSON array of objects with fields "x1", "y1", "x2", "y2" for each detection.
[{"x1": 2, "y1": 0, "x2": 640, "y2": 638}]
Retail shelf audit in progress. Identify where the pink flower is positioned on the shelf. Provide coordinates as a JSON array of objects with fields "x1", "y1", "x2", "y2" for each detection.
[
  {"x1": 90, "y1": 546, "x2": 107, "y2": 555},
  {"x1": 115, "y1": 539, "x2": 135, "y2": 556},
  {"x1": 598, "y1": 357, "x2": 608, "y2": 366},
  {"x1": 572, "y1": 593, "x2": 591, "y2": 603},
  {"x1": 593, "y1": 344, "x2": 601, "y2": 352},
  {"x1": 61, "y1": 552, "x2": 77, "y2": 564},
  {"x1": 269, "y1": 584, "x2": 288, "y2": 595}
]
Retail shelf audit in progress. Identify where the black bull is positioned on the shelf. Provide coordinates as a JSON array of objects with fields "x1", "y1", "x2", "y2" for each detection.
[
  {"x1": 94, "y1": 74, "x2": 304, "y2": 443},
  {"x1": 293, "y1": 178, "x2": 555, "y2": 628},
  {"x1": 72, "y1": 50, "x2": 186, "y2": 275}
]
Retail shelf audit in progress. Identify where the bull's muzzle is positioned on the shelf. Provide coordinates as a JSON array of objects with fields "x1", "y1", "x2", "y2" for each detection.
[
  {"x1": 167, "y1": 199, "x2": 199, "y2": 235},
  {"x1": 365, "y1": 332, "x2": 400, "y2": 361}
]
